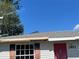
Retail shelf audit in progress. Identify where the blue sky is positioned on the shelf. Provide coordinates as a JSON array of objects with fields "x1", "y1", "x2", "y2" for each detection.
[{"x1": 19, "y1": 0, "x2": 79, "y2": 34}]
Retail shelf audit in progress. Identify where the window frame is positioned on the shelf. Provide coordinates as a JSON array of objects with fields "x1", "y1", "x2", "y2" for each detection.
[{"x1": 15, "y1": 43, "x2": 35, "y2": 59}]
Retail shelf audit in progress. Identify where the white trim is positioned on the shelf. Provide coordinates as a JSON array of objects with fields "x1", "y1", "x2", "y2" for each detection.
[
  {"x1": 48, "y1": 36, "x2": 79, "y2": 41},
  {"x1": 0, "y1": 37, "x2": 48, "y2": 43},
  {"x1": 15, "y1": 43, "x2": 35, "y2": 59}
]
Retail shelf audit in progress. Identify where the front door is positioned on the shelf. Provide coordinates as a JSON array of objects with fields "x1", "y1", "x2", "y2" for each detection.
[{"x1": 54, "y1": 43, "x2": 67, "y2": 59}]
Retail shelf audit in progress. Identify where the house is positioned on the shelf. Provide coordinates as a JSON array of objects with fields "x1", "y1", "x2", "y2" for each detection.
[{"x1": 0, "y1": 31, "x2": 79, "y2": 59}]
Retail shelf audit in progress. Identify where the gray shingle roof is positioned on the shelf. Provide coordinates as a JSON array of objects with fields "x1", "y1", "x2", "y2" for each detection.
[{"x1": 0, "y1": 31, "x2": 79, "y2": 39}]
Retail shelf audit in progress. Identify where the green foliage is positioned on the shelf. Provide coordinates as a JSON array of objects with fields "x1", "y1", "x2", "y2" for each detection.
[{"x1": 0, "y1": 0, "x2": 24, "y2": 36}]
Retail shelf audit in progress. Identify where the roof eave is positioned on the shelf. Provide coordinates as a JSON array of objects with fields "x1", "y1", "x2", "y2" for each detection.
[
  {"x1": 49, "y1": 36, "x2": 79, "y2": 41},
  {"x1": 0, "y1": 37, "x2": 48, "y2": 43}
]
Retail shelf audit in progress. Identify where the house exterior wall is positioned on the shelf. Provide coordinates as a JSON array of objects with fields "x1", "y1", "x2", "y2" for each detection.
[
  {"x1": 0, "y1": 44, "x2": 10, "y2": 59},
  {"x1": 0, "y1": 41, "x2": 79, "y2": 59},
  {"x1": 40, "y1": 42, "x2": 54, "y2": 59},
  {"x1": 67, "y1": 41, "x2": 79, "y2": 59},
  {"x1": 40, "y1": 41, "x2": 79, "y2": 59}
]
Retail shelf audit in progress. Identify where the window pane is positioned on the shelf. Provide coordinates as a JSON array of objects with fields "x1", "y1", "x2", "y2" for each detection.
[
  {"x1": 21, "y1": 50, "x2": 24, "y2": 55},
  {"x1": 16, "y1": 56, "x2": 20, "y2": 59},
  {"x1": 16, "y1": 45, "x2": 20, "y2": 49},
  {"x1": 21, "y1": 56, "x2": 24, "y2": 59},
  {"x1": 26, "y1": 45, "x2": 29, "y2": 49},
  {"x1": 16, "y1": 50, "x2": 20, "y2": 55},
  {"x1": 30, "y1": 56, "x2": 34, "y2": 59},
  {"x1": 25, "y1": 50, "x2": 29, "y2": 55},
  {"x1": 21, "y1": 45, "x2": 24, "y2": 49},
  {"x1": 25, "y1": 56, "x2": 29, "y2": 59},
  {"x1": 30, "y1": 44, "x2": 33, "y2": 49},
  {"x1": 30, "y1": 50, "x2": 34, "y2": 54}
]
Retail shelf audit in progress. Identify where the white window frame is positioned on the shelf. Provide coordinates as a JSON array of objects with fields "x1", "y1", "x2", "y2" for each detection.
[{"x1": 15, "y1": 43, "x2": 35, "y2": 59}]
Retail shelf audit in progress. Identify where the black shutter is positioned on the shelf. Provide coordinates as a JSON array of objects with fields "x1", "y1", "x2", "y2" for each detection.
[
  {"x1": 10, "y1": 44, "x2": 15, "y2": 50},
  {"x1": 35, "y1": 43, "x2": 40, "y2": 49}
]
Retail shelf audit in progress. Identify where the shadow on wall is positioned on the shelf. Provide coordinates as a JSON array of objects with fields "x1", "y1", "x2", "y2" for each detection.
[
  {"x1": 40, "y1": 41, "x2": 53, "y2": 51},
  {"x1": 68, "y1": 49, "x2": 79, "y2": 57},
  {"x1": 0, "y1": 44, "x2": 9, "y2": 52}
]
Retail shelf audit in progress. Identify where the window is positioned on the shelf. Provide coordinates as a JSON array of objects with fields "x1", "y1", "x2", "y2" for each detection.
[{"x1": 16, "y1": 44, "x2": 34, "y2": 59}]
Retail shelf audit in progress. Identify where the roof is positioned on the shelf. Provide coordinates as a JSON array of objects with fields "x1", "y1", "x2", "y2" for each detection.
[{"x1": 0, "y1": 31, "x2": 79, "y2": 43}]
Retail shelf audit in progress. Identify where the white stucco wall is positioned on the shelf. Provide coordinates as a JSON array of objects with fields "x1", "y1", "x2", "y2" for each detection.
[
  {"x1": 0, "y1": 44, "x2": 10, "y2": 59},
  {"x1": 40, "y1": 42, "x2": 54, "y2": 59},
  {"x1": 0, "y1": 41, "x2": 79, "y2": 59},
  {"x1": 40, "y1": 41, "x2": 79, "y2": 59},
  {"x1": 67, "y1": 41, "x2": 79, "y2": 59}
]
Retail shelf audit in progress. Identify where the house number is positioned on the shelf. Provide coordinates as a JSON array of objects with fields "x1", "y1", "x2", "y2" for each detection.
[{"x1": 69, "y1": 45, "x2": 77, "y2": 49}]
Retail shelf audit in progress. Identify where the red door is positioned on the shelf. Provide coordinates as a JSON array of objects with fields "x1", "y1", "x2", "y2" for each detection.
[{"x1": 54, "y1": 43, "x2": 67, "y2": 59}]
